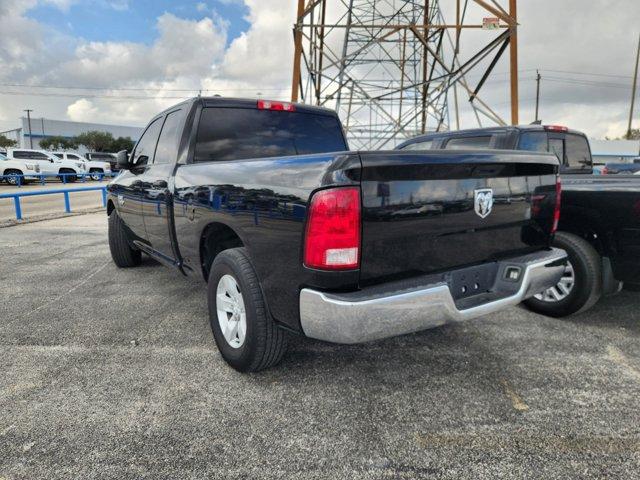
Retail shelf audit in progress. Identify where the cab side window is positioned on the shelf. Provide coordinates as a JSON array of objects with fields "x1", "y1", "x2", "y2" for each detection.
[
  {"x1": 444, "y1": 136, "x2": 492, "y2": 150},
  {"x1": 132, "y1": 118, "x2": 163, "y2": 166},
  {"x1": 402, "y1": 140, "x2": 433, "y2": 151}
]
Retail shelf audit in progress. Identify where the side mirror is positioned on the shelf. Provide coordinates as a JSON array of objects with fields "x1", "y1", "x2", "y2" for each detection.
[{"x1": 116, "y1": 150, "x2": 130, "y2": 169}]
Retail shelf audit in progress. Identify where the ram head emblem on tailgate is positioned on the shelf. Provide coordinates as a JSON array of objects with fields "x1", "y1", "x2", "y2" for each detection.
[{"x1": 474, "y1": 188, "x2": 493, "y2": 219}]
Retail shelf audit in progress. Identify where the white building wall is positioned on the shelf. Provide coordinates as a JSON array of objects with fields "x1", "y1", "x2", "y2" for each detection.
[{"x1": 17, "y1": 117, "x2": 143, "y2": 152}]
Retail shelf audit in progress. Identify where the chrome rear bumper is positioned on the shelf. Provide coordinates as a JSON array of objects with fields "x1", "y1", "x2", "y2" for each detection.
[{"x1": 299, "y1": 248, "x2": 567, "y2": 344}]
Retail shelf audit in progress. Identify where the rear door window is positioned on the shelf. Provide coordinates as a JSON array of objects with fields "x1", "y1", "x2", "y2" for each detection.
[
  {"x1": 518, "y1": 132, "x2": 548, "y2": 152},
  {"x1": 194, "y1": 108, "x2": 347, "y2": 163},
  {"x1": 153, "y1": 109, "x2": 185, "y2": 164},
  {"x1": 444, "y1": 136, "x2": 492, "y2": 150},
  {"x1": 132, "y1": 118, "x2": 163, "y2": 166}
]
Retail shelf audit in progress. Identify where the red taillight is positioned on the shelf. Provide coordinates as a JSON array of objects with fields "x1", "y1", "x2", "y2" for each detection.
[
  {"x1": 304, "y1": 187, "x2": 361, "y2": 270},
  {"x1": 551, "y1": 177, "x2": 562, "y2": 234},
  {"x1": 544, "y1": 125, "x2": 568, "y2": 133},
  {"x1": 257, "y1": 99, "x2": 295, "y2": 112}
]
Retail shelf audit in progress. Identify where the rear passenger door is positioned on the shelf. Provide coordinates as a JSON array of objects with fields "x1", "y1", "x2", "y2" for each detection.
[{"x1": 140, "y1": 108, "x2": 187, "y2": 262}]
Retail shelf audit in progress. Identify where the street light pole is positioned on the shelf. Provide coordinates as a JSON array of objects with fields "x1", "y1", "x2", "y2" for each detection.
[{"x1": 24, "y1": 109, "x2": 33, "y2": 149}]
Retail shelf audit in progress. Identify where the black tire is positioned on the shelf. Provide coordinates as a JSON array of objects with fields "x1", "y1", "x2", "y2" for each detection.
[
  {"x1": 4, "y1": 169, "x2": 23, "y2": 185},
  {"x1": 59, "y1": 169, "x2": 77, "y2": 183},
  {"x1": 89, "y1": 168, "x2": 104, "y2": 181},
  {"x1": 524, "y1": 231, "x2": 602, "y2": 317},
  {"x1": 108, "y1": 211, "x2": 141, "y2": 268},
  {"x1": 207, "y1": 247, "x2": 288, "y2": 372}
]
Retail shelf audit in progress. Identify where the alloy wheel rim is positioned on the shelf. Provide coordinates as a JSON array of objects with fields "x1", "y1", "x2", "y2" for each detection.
[
  {"x1": 216, "y1": 274, "x2": 247, "y2": 349},
  {"x1": 534, "y1": 261, "x2": 575, "y2": 303}
]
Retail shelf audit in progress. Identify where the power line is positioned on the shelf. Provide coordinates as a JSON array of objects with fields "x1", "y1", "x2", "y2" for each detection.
[
  {"x1": 0, "y1": 82, "x2": 287, "y2": 93},
  {"x1": 541, "y1": 69, "x2": 633, "y2": 79}
]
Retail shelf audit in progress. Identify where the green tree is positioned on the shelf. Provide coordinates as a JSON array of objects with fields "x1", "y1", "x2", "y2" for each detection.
[
  {"x1": 40, "y1": 135, "x2": 77, "y2": 151},
  {"x1": 110, "y1": 136, "x2": 135, "y2": 152},
  {"x1": 625, "y1": 128, "x2": 640, "y2": 140},
  {"x1": 75, "y1": 130, "x2": 115, "y2": 152},
  {"x1": 0, "y1": 134, "x2": 17, "y2": 149}
]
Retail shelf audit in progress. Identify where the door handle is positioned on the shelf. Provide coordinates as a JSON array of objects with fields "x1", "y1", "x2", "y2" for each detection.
[{"x1": 152, "y1": 180, "x2": 168, "y2": 189}]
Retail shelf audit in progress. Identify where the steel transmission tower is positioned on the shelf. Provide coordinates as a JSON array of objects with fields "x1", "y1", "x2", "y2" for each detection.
[{"x1": 291, "y1": 0, "x2": 519, "y2": 150}]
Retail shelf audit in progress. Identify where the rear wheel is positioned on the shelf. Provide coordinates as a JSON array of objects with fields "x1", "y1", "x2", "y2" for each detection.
[
  {"x1": 207, "y1": 247, "x2": 288, "y2": 372},
  {"x1": 524, "y1": 231, "x2": 602, "y2": 317},
  {"x1": 89, "y1": 168, "x2": 104, "y2": 181},
  {"x1": 108, "y1": 211, "x2": 141, "y2": 268},
  {"x1": 59, "y1": 168, "x2": 77, "y2": 183}
]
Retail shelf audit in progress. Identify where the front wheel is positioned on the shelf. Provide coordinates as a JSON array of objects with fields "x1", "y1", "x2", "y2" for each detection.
[
  {"x1": 207, "y1": 247, "x2": 288, "y2": 372},
  {"x1": 108, "y1": 211, "x2": 141, "y2": 268},
  {"x1": 524, "y1": 231, "x2": 602, "y2": 317},
  {"x1": 4, "y1": 170, "x2": 23, "y2": 185}
]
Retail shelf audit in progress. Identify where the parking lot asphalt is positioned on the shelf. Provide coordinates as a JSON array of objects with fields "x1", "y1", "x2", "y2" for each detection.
[{"x1": 1, "y1": 213, "x2": 639, "y2": 479}]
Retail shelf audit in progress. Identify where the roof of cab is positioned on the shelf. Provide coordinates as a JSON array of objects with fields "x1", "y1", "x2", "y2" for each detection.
[{"x1": 153, "y1": 96, "x2": 340, "y2": 119}]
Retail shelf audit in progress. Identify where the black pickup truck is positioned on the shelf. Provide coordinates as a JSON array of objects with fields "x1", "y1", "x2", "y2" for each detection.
[
  {"x1": 398, "y1": 125, "x2": 640, "y2": 317},
  {"x1": 107, "y1": 97, "x2": 566, "y2": 371}
]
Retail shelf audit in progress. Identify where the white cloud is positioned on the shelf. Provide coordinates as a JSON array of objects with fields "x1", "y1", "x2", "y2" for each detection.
[
  {"x1": 218, "y1": 0, "x2": 294, "y2": 86},
  {"x1": 0, "y1": 0, "x2": 638, "y2": 139},
  {"x1": 67, "y1": 98, "x2": 99, "y2": 121}
]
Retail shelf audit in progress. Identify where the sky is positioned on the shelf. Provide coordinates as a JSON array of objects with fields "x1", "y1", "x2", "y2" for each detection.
[{"x1": 0, "y1": 0, "x2": 638, "y2": 139}]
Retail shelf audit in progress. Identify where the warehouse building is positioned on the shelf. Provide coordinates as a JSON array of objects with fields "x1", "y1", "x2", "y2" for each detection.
[{"x1": 0, "y1": 117, "x2": 143, "y2": 153}]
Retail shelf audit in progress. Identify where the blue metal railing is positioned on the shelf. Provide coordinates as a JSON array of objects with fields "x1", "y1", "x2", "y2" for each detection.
[
  {"x1": 0, "y1": 186, "x2": 107, "y2": 220},
  {"x1": 0, "y1": 171, "x2": 118, "y2": 187}
]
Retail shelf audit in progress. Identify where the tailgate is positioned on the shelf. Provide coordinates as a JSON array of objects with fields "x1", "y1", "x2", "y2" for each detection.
[{"x1": 358, "y1": 150, "x2": 559, "y2": 285}]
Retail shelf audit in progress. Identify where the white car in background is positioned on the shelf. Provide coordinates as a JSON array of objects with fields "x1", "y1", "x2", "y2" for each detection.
[
  {"x1": 0, "y1": 151, "x2": 41, "y2": 185},
  {"x1": 52, "y1": 151, "x2": 111, "y2": 181},
  {"x1": 5, "y1": 148, "x2": 86, "y2": 182}
]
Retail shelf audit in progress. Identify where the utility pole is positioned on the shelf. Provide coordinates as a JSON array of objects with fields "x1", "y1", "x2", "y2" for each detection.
[
  {"x1": 24, "y1": 109, "x2": 33, "y2": 149},
  {"x1": 290, "y1": 0, "x2": 305, "y2": 102},
  {"x1": 509, "y1": 0, "x2": 519, "y2": 125},
  {"x1": 534, "y1": 70, "x2": 541, "y2": 122},
  {"x1": 626, "y1": 32, "x2": 640, "y2": 140}
]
